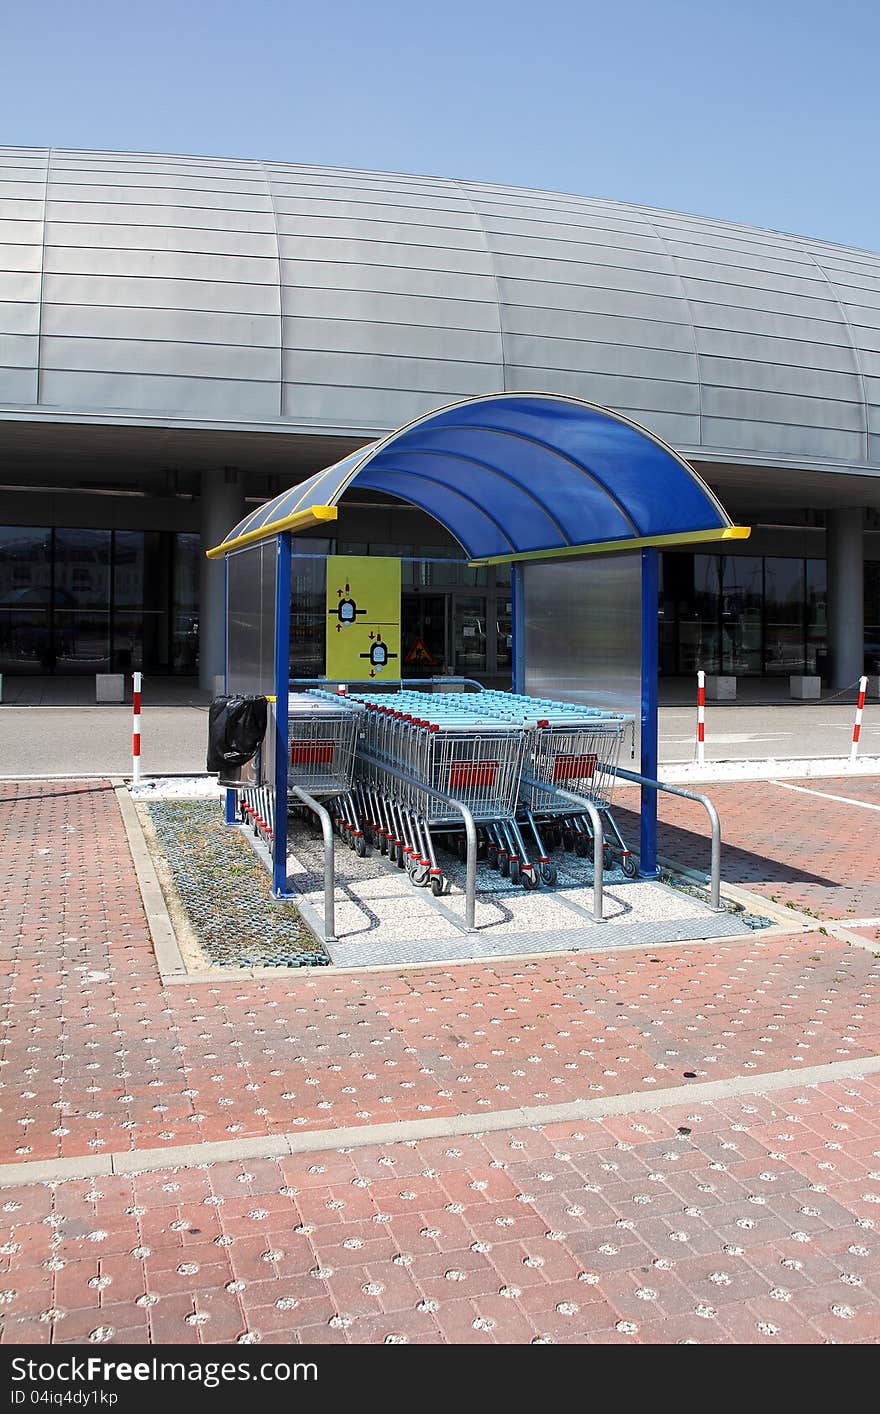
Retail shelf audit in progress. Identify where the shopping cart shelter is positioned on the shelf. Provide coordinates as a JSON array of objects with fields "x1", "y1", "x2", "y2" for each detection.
[{"x1": 208, "y1": 392, "x2": 748, "y2": 952}]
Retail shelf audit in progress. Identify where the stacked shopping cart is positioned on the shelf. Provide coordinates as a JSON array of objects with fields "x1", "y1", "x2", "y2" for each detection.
[
  {"x1": 304, "y1": 685, "x2": 634, "y2": 894},
  {"x1": 344, "y1": 691, "x2": 526, "y2": 893},
  {"x1": 286, "y1": 692, "x2": 367, "y2": 853}
]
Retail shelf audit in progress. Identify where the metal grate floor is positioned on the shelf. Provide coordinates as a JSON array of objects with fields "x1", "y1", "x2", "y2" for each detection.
[{"x1": 325, "y1": 907, "x2": 751, "y2": 968}]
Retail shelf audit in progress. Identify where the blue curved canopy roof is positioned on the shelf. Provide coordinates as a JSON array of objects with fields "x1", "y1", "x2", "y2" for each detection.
[{"x1": 208, "y1": 393, "x2": 748, "y2": 563}]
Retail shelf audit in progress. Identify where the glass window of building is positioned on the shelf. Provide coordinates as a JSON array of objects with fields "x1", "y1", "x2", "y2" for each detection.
[
  {"x1": 53, "y1": 529, "x2": 111, "y2": 674},
  {"x1": 680, "y1": 555, "x2": 720, "y2": 673},
  {"x1": 806, "y1": 559, "x2": 828, "y2": 675},
  {"x1": 172, "y1": 533, "x2": 200, "y2": 673},
  {"x1": 0, "y1": 527, "x2": 52, "y2": 674},
  {"x1": 453, "y1": 595, "x2": 487, "y2": 675},
  {"x1": 763, "y1": 558, "x2": 806, "y2": 675},
  {"x1": 722, "y1": 556, "x2": 763, "y2": 675},
  {"x1": 865, "y1": 562, "x2": 880, "y2": 674}
]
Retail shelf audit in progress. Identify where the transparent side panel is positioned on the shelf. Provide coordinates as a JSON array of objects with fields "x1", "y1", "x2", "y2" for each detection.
[
  {"x1": 226, "y1": 541, "x2": 277, "y2": 695},
  {"x1": 290, "y1": 555, "x2": 326, "y2": 679},
  {"x1": 522, "y1": 553, "x2": 641, "y2": 757}
]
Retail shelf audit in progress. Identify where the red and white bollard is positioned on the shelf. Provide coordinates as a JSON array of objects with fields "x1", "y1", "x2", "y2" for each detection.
[
  {"x1": 696, "y1": 669, "x2": 706, "y2": 767},
  {"x1": 849, "y1": 674, "x2": 868, "y2": 767},
  {"x1": 132, "y1": 671, "x2": 142, "y2": 785}
]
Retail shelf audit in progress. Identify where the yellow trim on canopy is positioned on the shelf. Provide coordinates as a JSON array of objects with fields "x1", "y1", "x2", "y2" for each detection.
[
  {"x1": 206, "y1": 505, "x2": 339, "y2": 559},
  {"x1": 469, "y1": 524, "x2": 751, "y2": 567}
]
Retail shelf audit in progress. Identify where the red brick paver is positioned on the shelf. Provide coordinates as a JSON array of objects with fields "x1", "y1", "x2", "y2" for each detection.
[
  {"x1": 615, "y1": 776, "x2": 880, "y2": 922},
  {"x1": 2, "y1": 784, "x2": 879, "y2": 1168},
  {"x1": 1, "y1": 777, "x2": 879, "y2": 1345},
  {"x1": 1, "y1": 1080, "x2": 878, "y2": 1345}
]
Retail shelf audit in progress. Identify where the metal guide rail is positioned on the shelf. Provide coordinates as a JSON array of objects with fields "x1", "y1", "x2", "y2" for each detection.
[
  {"x1": 298, "y1": 684, "x2": 636, "y2": 897},
  {"x1": 286, "y1": 691, "x2": 367, "y2": 856}
]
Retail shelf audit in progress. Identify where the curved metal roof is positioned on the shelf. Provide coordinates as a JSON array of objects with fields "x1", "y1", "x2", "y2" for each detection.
[
  {"x1": 208, "y1": 393, "x2": 747, "y2": 562},
  {"x1": 2, "y1": 146, "x2": 880, "y2": 474}
]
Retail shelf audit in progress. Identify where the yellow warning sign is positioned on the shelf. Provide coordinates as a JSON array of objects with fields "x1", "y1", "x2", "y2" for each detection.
[{"x1": 326, "y1": 555, "x2": 401, "y2": 681}]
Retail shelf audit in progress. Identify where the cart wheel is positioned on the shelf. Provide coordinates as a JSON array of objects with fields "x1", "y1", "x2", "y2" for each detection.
[
  {"x1": 456, "y1": 835, "x2": 467, "y2": 860},
  {"x1": 397, "y1": 849, "x2": 406, "y2": 870},
  {"x1": 487, "y1": 845, "x2": 498, "y2": 870},
  {"x1": 499, "y1": 853, "x2": 510, "y2": 878},
  {"x1": 562, "y1": 829, "x2": 574, "y2": 851},
  {"x1": 574, "y1": 835, "x2": 589, "y2": 858},
  {"x1": 508, "y1": 858, "x2": 521, "y2": 886},
  {"x1": 603, "y1": 844, "x2": 614, "y2": 872},
  {"x1": 622, "y1": 854, "x2": 638, "y2": 878},
  {"x1": 540, "y1": 862, "x2": 558, "y2": 886},
  {"x1": 522, "y1": 865, "x2": 540, "y2": 890},
  {"x1": 354, "y1": 834, "x2": 367, "y2": 858},
  {"x1": 430, "y1": 874, "x2": 445, "y2": 896},
  {"x1": 410, "y1": 863, "x2": 429, "y2": 887}
]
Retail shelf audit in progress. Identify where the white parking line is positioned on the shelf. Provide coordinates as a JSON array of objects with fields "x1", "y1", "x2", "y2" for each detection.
[{"x1": 769, "y1": 780, "x2": 880, "y2": 812}]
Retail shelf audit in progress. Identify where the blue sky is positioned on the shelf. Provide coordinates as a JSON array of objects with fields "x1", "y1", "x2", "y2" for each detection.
[{"x1": 2, "y1": 0, "x2": 877, "y2": 249}]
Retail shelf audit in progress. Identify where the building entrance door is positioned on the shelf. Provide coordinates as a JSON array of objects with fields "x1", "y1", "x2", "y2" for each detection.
[{"x1": 402, "y1": 594, "x2": 447, "y2": 677}]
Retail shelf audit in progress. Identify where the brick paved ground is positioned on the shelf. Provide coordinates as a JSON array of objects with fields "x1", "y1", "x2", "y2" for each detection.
[
  {"x1": 2, "y1": 1078, "x2": 879, "y2": 1345},
  {"x1": 1, "y1": 779, "x2": 879, "y2": 1344},
  {"x1": 614, "y1": 776, "x2": 880, "y2": 921}
]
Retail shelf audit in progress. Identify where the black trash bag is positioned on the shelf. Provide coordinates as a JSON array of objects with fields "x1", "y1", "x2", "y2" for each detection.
[{"x1": 207, "y1": 694, "x2": 268, "y2": 773}]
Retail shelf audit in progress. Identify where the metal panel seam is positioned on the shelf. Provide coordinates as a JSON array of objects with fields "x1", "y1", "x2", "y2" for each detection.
[
  {"x1": 644, "y1": 214, "x2": 703, "y2": 447},
  {"x1": 34, "y1": 146, "x2": 50, "y2": 405},
  {"x1": 453, "y1": 180, "x2": 506, "y2": 390},
  {"x1": 802, "y1": 246, "x2": 871, "y2": 464},
  {"x1": 260, "y1": 160, "x2": 284, "y2": 417}
]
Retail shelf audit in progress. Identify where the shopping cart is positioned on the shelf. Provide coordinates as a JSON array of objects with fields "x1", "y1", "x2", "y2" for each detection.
[
  {"x1": 392, "y1": 689, "x2": 635, "y2": 881},
  {"x1": 307, "y1": 685, "x2": 635, "y2": 894},
  {"x1": 518, "y1": 709, "x2": 635, "y2": 881},
  {"x1": 337, "y1": 690, "x2": 529, "y2": 892},
  {"x1": 287, "y1": 692, "x2": 367, "y2": 854}
]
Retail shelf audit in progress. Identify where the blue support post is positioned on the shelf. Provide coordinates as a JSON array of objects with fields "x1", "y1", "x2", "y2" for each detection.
[
  {"x1": 639, "y1": 548, "x2": 659, "y2": 877},
  {"x1": 272, "y1": 533, "x2": 292, "y2": 896},
  {"x1": 223, "y1": 555, "x2": 237, "y2": 826},
  {"x1": 511, "y1": 562, "x2": 525, "y2": 693}
]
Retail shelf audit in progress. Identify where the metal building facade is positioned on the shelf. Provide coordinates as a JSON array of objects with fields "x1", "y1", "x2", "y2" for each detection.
[
  {"x1": 2, "y1": 145, "x2": 879, "y2": 473},
  {"x1": 1, "y1": 146, "x2": 879, "y2": 687}
]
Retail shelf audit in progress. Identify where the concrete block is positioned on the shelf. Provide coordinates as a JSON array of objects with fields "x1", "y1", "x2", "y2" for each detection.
[
  {"x1": 705, "y1": 675, "x2": 736, "y2": 701},
  {"x1": 95, "y1": 673, "x2": 124, "y2": 703},
  {"x1": 789, "y1": 674, "x2": 821, "y2": 699},
  {"x1": 212, "y1": 674, "x2": 226, "y2": 698}
]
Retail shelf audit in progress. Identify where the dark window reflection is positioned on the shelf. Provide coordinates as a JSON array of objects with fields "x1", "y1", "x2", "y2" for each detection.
[
  {"x1": 54, "y1": 529, "x2": 110, "y2": 609},
  {"x1": 0, "y1": 529, "x2": 53, "y2": 672},
  {"x1": 0, "y1": 527, "x2": 52, "y2": 608},
  {"x1": 806, "y1": 559, "x2": 827, "y2": 676},
  {"x1": 172, "y1": 533, "x2": 200, "y2": 673},
  {"x1": 722, "y1": 556, "x2": 763, "y2": 674},
  {"x1": 0, "y1": 610, "x2": 51, "y2": 672},
  {"x1": 865, "y1": 561, "x2": 880, "y2": 674},
  {"x1": 52, "y1": 610, "x2": 110, "y2": 674},
  {"x1": 679, "y1": 555, "x2": 720, "y2": 673}
]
